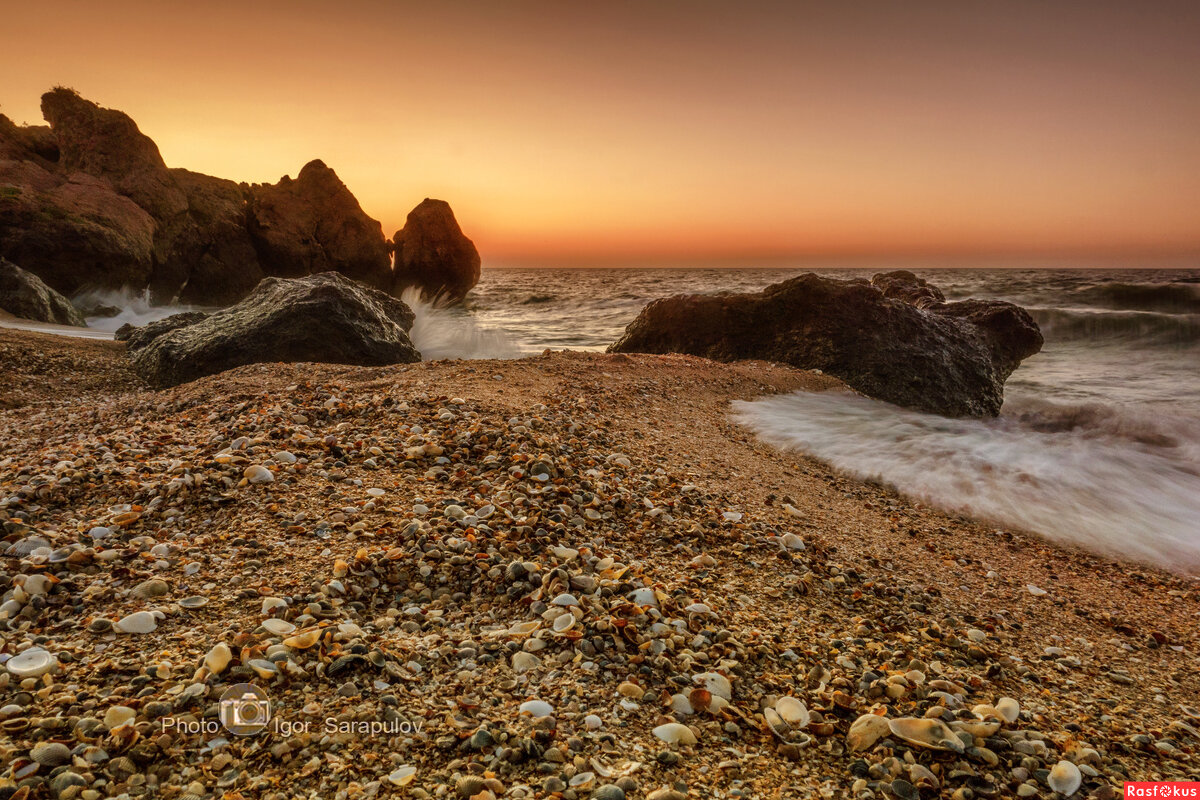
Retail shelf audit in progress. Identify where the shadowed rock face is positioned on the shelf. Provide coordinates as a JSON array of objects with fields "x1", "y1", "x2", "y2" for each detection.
[
  {"x1": 120, "y1": 272, "x2": 421, "y2": 388},
  {"x1": 2, "y1": 90, "x2": 474, "y2": 306},
  {"x1": 609, "y1": 271, "x2": 1043, "y2": 418},
  {"x1": 391, "y1": 198, "x2": 481, "y2": 303},
  {"x1": 0, "y1": 258, "x2": 86, "y2": 325}
]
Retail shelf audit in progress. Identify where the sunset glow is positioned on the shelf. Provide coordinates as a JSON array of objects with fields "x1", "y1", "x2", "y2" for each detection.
[{"x1": 4, "y1": 0, "x2": 1199, "y2": 265}]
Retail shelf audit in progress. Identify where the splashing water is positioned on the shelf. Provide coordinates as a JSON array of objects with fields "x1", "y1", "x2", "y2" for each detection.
[
  {"x1": 76, "y1": 288, "x2": 205, "y2": 333},
  {"x1": 731, "y1": 390, "x2": 1200, "y2": 573},
  {"x1": 400, "y1": 288, "x2": 521, "y2": 361}
]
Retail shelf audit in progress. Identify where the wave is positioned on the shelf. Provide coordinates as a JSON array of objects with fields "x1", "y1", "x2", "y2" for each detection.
[
  {"x1": 732, "y1": 391, "x2": 1200, "y2": 573},
  {"x1": 75, "y1": 288, "x2": 204, "y2": 333},
  {"x1": 1029, "y1": 307, "x2": 1199, "y2": 347},
  {"x1": 1069, "y1": 282, "x2": 1200, "y2": 314},
  {"x1": 401, "y1": 288, "x2": 521, "y2": 361}
]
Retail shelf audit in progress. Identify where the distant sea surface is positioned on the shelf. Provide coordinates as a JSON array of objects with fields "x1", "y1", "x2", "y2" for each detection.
[{"x1": 83, "y1": 266, "x2": 1200, "y2": 572}]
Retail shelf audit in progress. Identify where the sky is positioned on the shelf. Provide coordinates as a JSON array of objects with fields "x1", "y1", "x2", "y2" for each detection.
[{"x1": 3, "y1": 0, "x2": 1200, "y2": 267}]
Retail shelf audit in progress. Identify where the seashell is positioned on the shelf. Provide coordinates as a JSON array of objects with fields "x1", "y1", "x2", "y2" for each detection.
[
  {"x1": 847, "y1": 713, "x2": 891, "y2": 752},
  {"x1": 887, "y1": 717, "x2": 964, "y2": 753},
  {"x1": 628, "y1": 588, "x2": 658, "y2": 606},
  {"x1": 111, "y1": 510, "x2": 141, "y2": 527},
  {"x1": 617, "y1": 682, "x2": 645, "y2": 700},
  {"x1": 6, "y1": 647, "x2": 58, "y2": 678},
  {"x1": 995, "y1": 697, "x2": 1020, "y2": 723},
  {"x1": 512, "y1": 652, "x2": 540, "y2": 673},
  {"x1": 552, "y1": 613, "x2": 577, "y2": 633},
  {"x1": 205, "y1": 643, "x2": 232, "y2": 674},
  {"x1": 669, "y1": 693, "x2": 694, "y2": 714},
  {"x1": 273, "y1": 450, "x2": 297, "y2": 464},
  {"x1": 284, "y1": 629, "x2": 321, "y2": 649},
  {"x1": 653, "y1": 722, "x2": 698, "y2": 745},
  {"x1": 684, "y1": 603, "x2": 713, "y2": 615},
  {"x1": 694, "y1": 672, "x2": 732, "y2": 701},
  {"x1": 507, "y1": 620, "x2": 541, "y2": 637},
  {"x1": 248, "y1": 659, "x2": 278, "y2": 679},
  {"x1": 569, "y1": 772, "x2": 595, "y2": 789},
  {"x1": 116, "y1": 611, "x2": 157, "y2": 634},
  {"x1": 262, "y1": 597, "x2": 287, "y2": 614},
  {"x1": 763, "y1": 707, "x2": 796, "y2": 741},
  {"x1": 551, "y1": 593, "x2": 579, "y2": 606},
  {"x1": 262, "y1": 619, "x2": 296, "y2": 636},
  {"x1": 781, "y1": 532, "x2": 805, "y2": 550},
  {"x1": 951, "y1": 718, "x2": 1001, "y2": 738},
  {"x1": 1026, "y1": 583, "x2": 1048, "y2": 596},
  {"x1": 1048, "y1": 760, "x2": 1082, "y2": 796},
  {"x1": 179, "y1": 596, "x2": 209, "y2": 609},
  {"x1": 104, "y1": 705, "x2": 136, "y2": 730},
  {"x1": 585, "y1": 714, "x2": 603, "y2": 730},
  {"x1": 775, "y1": 696, "x2": 810, "y2": 728},
  {"x1": 388, "y1": 765, "x2": 417, "y2": 786},
  {"x1": 518, "y1": 700, "x2": 554, "y2": 718},
  {"x1": 244, "y1": 465, "x2": 274, "y2": 484}
]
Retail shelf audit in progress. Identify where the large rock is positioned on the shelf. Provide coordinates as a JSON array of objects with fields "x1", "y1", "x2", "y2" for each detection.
[
  {"x1": 609, "y1": 271, "x2": 1043, "y2": 417},
  {"x1": 246, "y1": 160, "x2": 392, "y2": 290},
  {"x1": 0, "y1": 258, "x2": 86, "y2": 325},
  {"x1": 391, "y1": 198, "x2": 481, "y2": 303},
  {"x1": 121, "y1": 272, "x2": 421, "y2": 387}
]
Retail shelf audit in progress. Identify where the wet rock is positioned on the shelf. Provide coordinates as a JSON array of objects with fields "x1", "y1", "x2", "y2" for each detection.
[{"x1": 0, "y1": 258, "x2": 86, "y2": 325}]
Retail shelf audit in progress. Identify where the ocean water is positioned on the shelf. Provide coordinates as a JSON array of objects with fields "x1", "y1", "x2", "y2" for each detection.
[{"x1": 74, "y1": 266, "x2": 1200, "y2": 573}]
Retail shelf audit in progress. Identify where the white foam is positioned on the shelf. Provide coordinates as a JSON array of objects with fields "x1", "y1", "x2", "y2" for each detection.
[
  {"x1": 401, "y1": 287, "x2": 521, "y2": 361},
  {"x1": 732, "y1": 390, "x2": 1200, "y2": 573},
  {"x1": 76, "y1": 288, "x2": 203, "y2": 333}
]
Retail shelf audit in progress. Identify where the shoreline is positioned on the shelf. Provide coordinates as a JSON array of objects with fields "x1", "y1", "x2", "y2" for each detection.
[{"x1": 1, "y1": 328, "x2": 1197, "y2": 796}]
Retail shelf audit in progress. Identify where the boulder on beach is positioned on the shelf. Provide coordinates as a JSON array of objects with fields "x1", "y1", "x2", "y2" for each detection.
[
  {"x1": 0, "y1": 258, "x2": 86, "y2": 326},
  {"x1": 121, "y1": 272, "x2": 421, "y2": 388},
  {"x1": 391, "y1": 198, "x2": 481, "y2": 303},
  {"x1": 608, "y1": 271, "x2": 1043, "y2": 417}
]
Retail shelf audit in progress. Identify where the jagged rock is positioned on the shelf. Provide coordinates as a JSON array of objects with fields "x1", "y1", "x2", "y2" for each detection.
[
  {"x1": 609, "y1": 272, "x2": 1043, "y2": 417},
  {"x1": 122, "y1": 272, "x2": 420, "y2": 387},
  {"x1": 0, "y1": 258, "x2": 86, "y2": 325},
  {"x1": 246, "y1": 160, "x2": 392, "y2": 290},
  {"x1": 870, "y1": 270, "x2": 945, "y2": 307},
  {"x1": 391, "y1": 198, "x2": 481, "y2": 302}
]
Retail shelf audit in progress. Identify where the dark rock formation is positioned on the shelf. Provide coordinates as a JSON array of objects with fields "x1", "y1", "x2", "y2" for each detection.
[
  {"x1": 391, "y1": 198, "x2": 481, "y2": 302},
  {"x1": 609, "y1": 272, "x2": 1043, "y2": 417},
  {"x1": 870, "y1": 270, "x2": 945, "y2": 307},
  {"x1": 246, "y1": 160, "x2": 392, "y2": 291},
  {"x1": 0, "y1": 258, "x2": 86, "y2": 325},
  {"x1": 3, "y1": 89, "x2": 460, "y2": 306},
  {"x1": 122, "y1": 272, "x2": 421, "y2": 387}
]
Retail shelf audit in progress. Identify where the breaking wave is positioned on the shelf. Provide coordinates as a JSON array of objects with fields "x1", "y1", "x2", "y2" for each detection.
[
  {"x1": 1069, "y1": 281, "x2": 1200, "y2": 314},
  {"x1": 401, "y1": 288, "x2": 521, "y2": 361},
  {"x1": 1030, "y1": 307, "x2": 1200, "y2": 347},
  {"x1": 732, "y1": 390, "x2": 1200, "y2": 573}
]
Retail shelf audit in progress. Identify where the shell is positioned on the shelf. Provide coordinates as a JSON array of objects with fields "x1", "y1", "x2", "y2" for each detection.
[
  {"x1": 5, "y1": 647, "x2": 57, "y2": 678},
  {"x1": 552, "y1": 613, "x2": 577, "y2": 633},
  {"x1": 653, "y1": 722, "x2": 697, "y2": 745},
  {"x1": 262, "y1": 619, "x2": 296, "y2": 636},
  {"x1": 245, "y1": 465, "x2": 274, "y2": 484},
  {"x1": 847, "y1": 713, "x2": 891, "y2": 752},
  {"x1": 178, "y1": 596, "x2": 209, "y2": 609},
  {"x1": 507, "y1": 620, "x2": 541, "y2": 637},
  {"x1": 518, "y1": 700, "x2": 555, "y2": 718},
  {"x1": 951, "y1": 718, "x2": 1002, "y2": 737},
  {"x1": 781, "y1": 532, "x2": 805, "y2": 550},
  {"x1": 887, "y1": 717, "x2": 965, "y2": 753},
  {"x1": 1048, "y1": 760, "x2": 1082, "y2": 796},
  {"x1": 283, "y1": 629, "x2": 321, "y2": 649},
  {"x1": 116, "y1": 611, "x2": 157, "y2": 634},
  {"x1": 104, "y1": 705, "x2": 136, "y2": 730},
  {"x1": 995, "y1": 697, "x2": 1020, "y2": 723},
  {"x1": 511, "y1": 652, "x2": 540, "y2": 673},
  {"x1": 388, "y1": 766, "x2": 417, "y2": 786},
  {"x1": 774, "y1": 696, "x2": 810, "y2": 728},
  {"x1": 694, "y1": 671, "x2": 732, "y2": 701}
]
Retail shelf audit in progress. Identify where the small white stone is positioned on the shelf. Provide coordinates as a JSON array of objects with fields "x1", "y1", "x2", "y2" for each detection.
[{"x1": 584, "y1": 714, "x2": 603, "y2": 730}]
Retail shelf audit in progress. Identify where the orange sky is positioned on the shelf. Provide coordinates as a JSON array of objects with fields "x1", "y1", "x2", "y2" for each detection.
[{"x1": 4, "y1": 0, "x2": 1200, "y2": 266}]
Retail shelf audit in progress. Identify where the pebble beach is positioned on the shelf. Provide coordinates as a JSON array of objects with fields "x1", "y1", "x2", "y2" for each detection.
[{"x1": 1, "y1": 328, "x2": 1198, "y2": 800}]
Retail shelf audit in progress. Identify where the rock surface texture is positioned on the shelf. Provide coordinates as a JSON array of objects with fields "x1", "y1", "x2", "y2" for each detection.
[
  {"x1": 609, "y1": 271, "x2": 1043, "y2": 417},
  {"x1": 0, "y1": 257, "x2": 86, "y2": 325},
  {"x1": 1, "y1": 89, "x2": 478, "y2": 305},
  {"x1": 391, "y1": 198, "x2": 481, "y2": 303},
  {"x1": 120, "y1": 272, "x2": 420, "y2": 387}
]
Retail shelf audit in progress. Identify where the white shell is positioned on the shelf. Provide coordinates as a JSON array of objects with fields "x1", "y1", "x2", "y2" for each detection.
[
  {"x1": 669, "y1": 693, "x2": 694, "y2": 715},
  {"x1": 205, "y1": 643, "x2": 232, "y2": 674},
  {"x1": 519, "y1": 700, "x2": 554, "y2": 718},
  {"x1": 781, "y1": 532, "x2": 805, "y2": 550},
  {"x1": 1026, "y1": 583, "x2": 1048, "y2": 596},
  {"x1": 104, "y1": 705, "x2": 136, "y2": 730},
  {"x1": 262, "y1": 619, "x2": 296, "y2": 636},
  {"x1": 6, "y1": 647, "x2": 57, "y2": 678},
  {"x1": 1048, "y1": 760, "x2": 1082, "y2": 796},
  {"x1": 245, "y1": 465, "x2": 274, "y2": 484},
  {"x1": 995, "y1": 696, "x2": 1020, "y2": 723},
  {"x1": 387, "y1": 766, "x2": 417, "y2": 786},
  {"x1": 628, "y1": 588, "x2": 658, "y2": 606},
  {"x1": 512, "y1": 652, "x2": 540, "y2": 673},
  {"x1": 551, "y1": 593, "x2": 579, "y2": 607},
  {"x1": 584, "y1": 714, "x2": 603, "y2": 730},
  {"x1": 685, "y1": 603, "x2": 713, "y2": 615},
  {"x1": 116, "y1": 611, "x2": 157, "y2": 634},
  {"x1": 774, "y1": 697, "x2": 810, "y2": 728},
  {"x1": 507, "y1": 621, "x2": 541, "y2": 637},
  {"x1": 552, "y1": 613, "x2": 577, "y2": 633},
  {"x1": 694, "y1": 671, "x2": 732, "y2": 701},
  {"x1": 887, "y1": 717, "x2": 964, "y2": 753},
  {"x1": 653, "y1": 722, "x2": 698, "y2": 744},
  {"x1": 847, "y1": 713, "x2": 891, "y2": 752}
]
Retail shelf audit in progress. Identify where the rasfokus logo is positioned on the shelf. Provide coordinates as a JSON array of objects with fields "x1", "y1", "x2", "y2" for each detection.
[{"x1": 218, "y1": 683, "x2": 272, "y2": 735}]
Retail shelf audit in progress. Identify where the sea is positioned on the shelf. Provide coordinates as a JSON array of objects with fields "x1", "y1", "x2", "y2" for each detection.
[{"x1": 73, "y1": 267, "x2": 1200, "y2": 574}]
